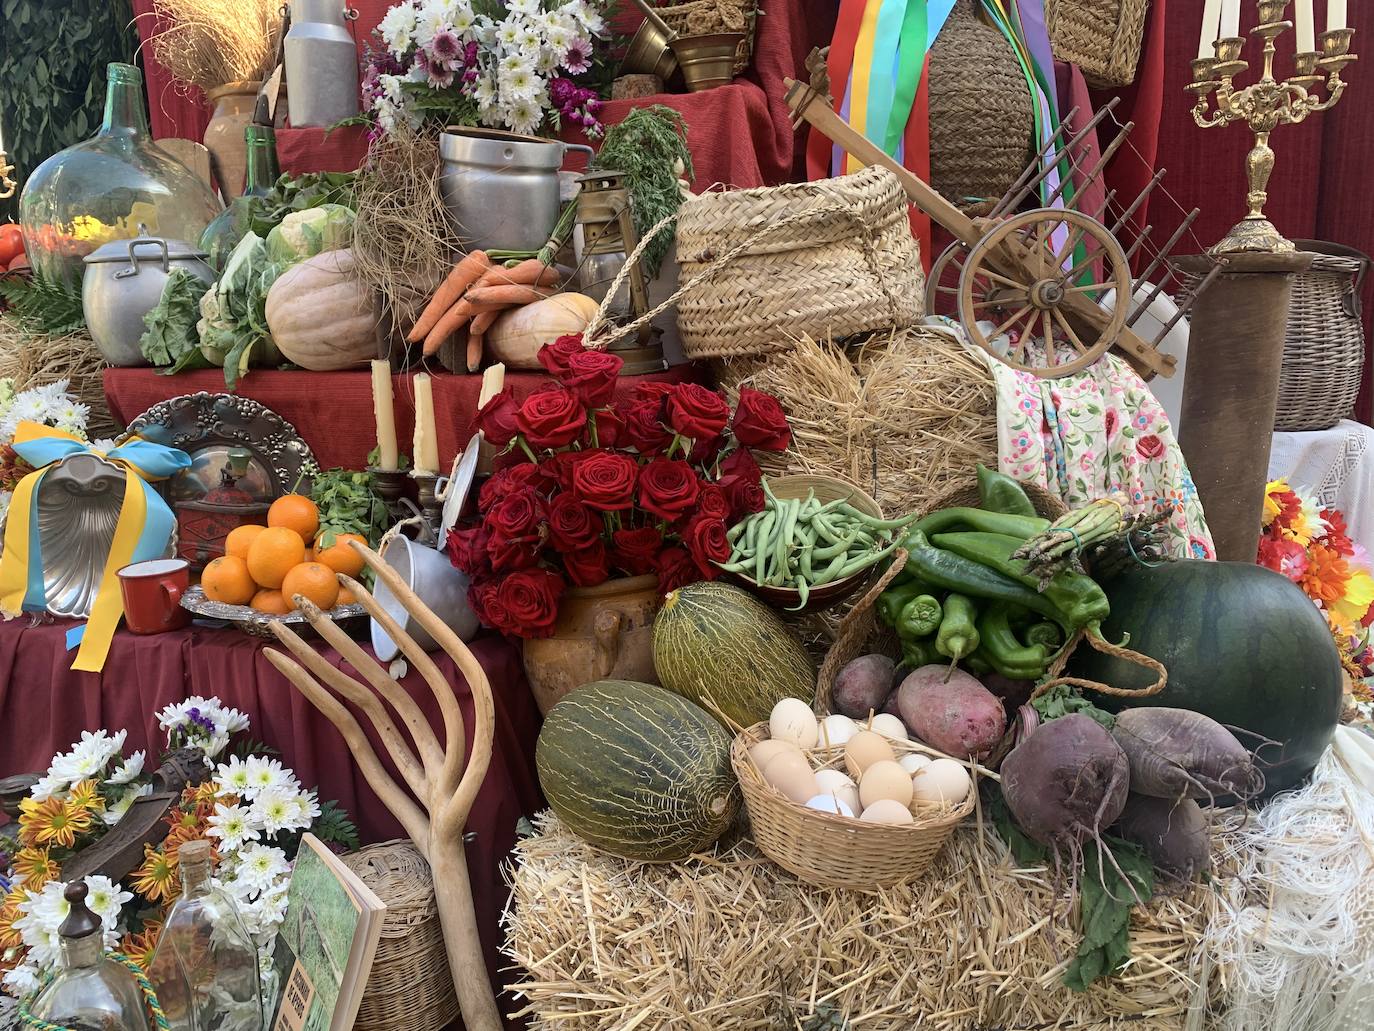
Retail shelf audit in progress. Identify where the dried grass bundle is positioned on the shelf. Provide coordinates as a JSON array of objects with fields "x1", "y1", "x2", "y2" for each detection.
[
  {"x1": 353, "y1": 127, "x2": 455, "y2": 359},
  {"x1": 0, "y1": 322, "x2": 119, "y2": 440},
  {"x1": 145, "y1": 0, "x2": 282, "y2": 95},
  {"x1": 714, "y1": 327, "x2": 999, "y2": 519},
  {"x1": 504, "y1": 810, "x2": 1230, "y2": 1030}
]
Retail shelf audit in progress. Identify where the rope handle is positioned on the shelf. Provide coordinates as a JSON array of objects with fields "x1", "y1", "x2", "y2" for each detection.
[
  {"x1": 1030, "y1": 625, "x2": 1168, "y2": 702},
  {"x1": 20, "y1": 953, "x2": 171, "y2": 1031},
  {"x1": 582, "y1": 195, "x2": 905, "y2": 349}
]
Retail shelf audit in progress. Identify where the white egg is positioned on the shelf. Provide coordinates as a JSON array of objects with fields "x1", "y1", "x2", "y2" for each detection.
[
  {"x1": 769, "y1": 698, "x2": 819, "y2": 749},
  {"x1": 818, "y1": 713, "x2": 858, "y2": 749},
  {"x1": 749, "y1": 738, "x2": 802, "y2": 771},
  {"x1": 911, "y1": 757, "x2": 972, "y2": 806},
  {"x1": 762, "y1": 751, "x2": 819, "y2": 803},
  {"x1": 869, "y1": 713, "x2": 909, "y2": 742},
  {"x1": 813, "y1": 768, "x2": 860, "y2": 814},
  {"x1": 859, "y1": 759, "x2": 915, "y2": 809},
  {"x1": 898, "y1": 753, "x2": 932, "y2": 775},
  {"x1": 858, "y1": 798, "x2": 915, "y2": 824},
  {"x1": 804, "y1": 793, "x2": 855, "y2": 818}
]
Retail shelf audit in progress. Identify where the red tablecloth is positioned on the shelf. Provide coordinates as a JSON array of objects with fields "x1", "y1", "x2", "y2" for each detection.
[
  {"x1": 103, "y1": 366, "x2": 697, "y2": 471},
  {"x1": 0, "y1": 616, "x2": 542, "y2": 1019}
]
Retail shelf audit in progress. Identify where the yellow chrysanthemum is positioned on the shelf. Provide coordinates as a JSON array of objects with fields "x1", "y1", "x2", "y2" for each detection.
[
  {"x1": 0, "y1": 893, "x2": 25, "y2": 950},
  {"x1": 66, "y1": 778, "x2": 106, "y2": 814},
  {"x1": 132, "y1": 846, "x2": 179, "y2": 904},
  {"x1": 1331, "y1": 568, "x2": 1374, "y2": 626},
  {"x1": 11, "y1": 846, "x2": 58, "y2": 888},
  {"x1": 121, "y1": 921, "x2": 162, "y2": 973},
  {"x1": 18, "y1": 795, "x2": 91, "y2": 849}
]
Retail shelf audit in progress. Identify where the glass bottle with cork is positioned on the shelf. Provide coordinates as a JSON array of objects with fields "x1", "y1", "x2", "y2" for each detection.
[{"x1": 199, "y1": 125, "x2": 282, "y2": 273}]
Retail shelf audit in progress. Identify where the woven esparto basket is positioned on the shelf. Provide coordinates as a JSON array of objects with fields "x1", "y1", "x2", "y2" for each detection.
[
  {"x1": 341, "y1": 840, "x2": 460, "y2": 1031},
  {"x1": 732, "y1": 721, "x2": 975, "y2": 889},
  {"x1": 1044, "y1": 0, "x2": 1150, "y2": 88},
  {"x1": 672, "y1": 165, "x2": 925, "y2": 360},
  {"x1": 1275, "y1": 240, "x2": 1370, "y2": 432},
  {"x1": 658, "y1": 0, "x2": 757, "y2": 75}
]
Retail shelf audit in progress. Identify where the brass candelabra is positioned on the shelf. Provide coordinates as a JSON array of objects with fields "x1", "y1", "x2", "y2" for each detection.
[
  {"x1": 0, "y1": 150, "x2": 15, "y2": 201},
  {"x1": 1187, "y1": 0, "x2": 1356, "y2": 254}
]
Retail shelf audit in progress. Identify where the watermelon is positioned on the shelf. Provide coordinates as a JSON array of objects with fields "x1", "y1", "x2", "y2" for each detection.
[
  {"x1": 535, "y1": 680, "x2": 740, "y2": 861},
  {"x1": 652, "y1": 581, "x2": 815, "y2": 727},
  {"x1": 1069, "y1": 560, "x2": 1343, "y2": 796}
]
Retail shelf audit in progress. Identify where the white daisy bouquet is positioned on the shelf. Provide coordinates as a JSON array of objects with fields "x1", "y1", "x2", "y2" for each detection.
[
  {"x1": 366, "y1": 0, "x2": 611, "y2": 139},
  {"x1": 0, "y1": 697, "x2": 356, "y2": 997},
  {"x1": 0, "y1": 378, "x2": 98, "y2": 527}
]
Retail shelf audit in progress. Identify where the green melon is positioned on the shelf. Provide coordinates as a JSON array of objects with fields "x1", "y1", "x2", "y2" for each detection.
[
  {"x1": 535, "y1": 679, "x2": 740, "y2": 861},
  {"x1": 652, "y1": 581, "x2": 816, "y2": 727}
]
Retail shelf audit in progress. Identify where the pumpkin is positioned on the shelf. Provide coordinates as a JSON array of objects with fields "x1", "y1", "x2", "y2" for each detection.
[
  {"x1": 485, "y1": 292, "x2": 600, "y2": 368},
  {"x1": 535, "y1": 679, "x2": 740, "y2": 860},
  {"x1": 653, "y1": 581, "x2": 815, "y2": 727},
  {"x1": 265, "y1": 248, "x2": 378, "y2": 370},
  {"x1": 1069, "y1": 560, "x2": 1344, "y2": 797}
]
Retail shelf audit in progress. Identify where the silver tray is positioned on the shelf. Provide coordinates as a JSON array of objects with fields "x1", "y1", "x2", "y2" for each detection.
[
  {"x1": 126, "y1": 393, "x2": 316, "y2": 504},
  {"x1": 181, "y1": 584, "x2": 368, "y2": 640}
]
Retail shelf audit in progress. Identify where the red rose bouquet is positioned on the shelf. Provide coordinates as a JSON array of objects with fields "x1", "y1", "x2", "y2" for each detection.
[{"x1": 446, "y1": 336, "x2": 791, "y2": 638}]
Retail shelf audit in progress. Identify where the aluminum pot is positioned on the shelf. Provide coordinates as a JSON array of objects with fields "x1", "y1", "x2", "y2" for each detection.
[
  {"x1": 438, "y1": 128, "x2": 593, "y2": 253},
  {"x1": 82, "y1": 233, "x2": 215, "y2": 367},
  {"x1": 370, "y1": 535, "x2": 478, "y2": 661}
]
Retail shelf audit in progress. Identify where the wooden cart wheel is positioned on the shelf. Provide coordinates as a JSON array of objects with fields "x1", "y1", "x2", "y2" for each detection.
[
  {"x1": 957, "y1": 208, "x2": 1131, "y2": 377},
  {"x1": 925, "y1": 241, "x2": 969, "y2": 317}
]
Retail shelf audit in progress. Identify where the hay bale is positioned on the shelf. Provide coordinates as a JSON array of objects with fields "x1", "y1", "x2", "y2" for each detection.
[
  {"x1": 714, "y1": 327, "x2": 998, "y2": 518},
  {"x1": 0, "y1": 321, "x2": 120, "y2": 440},
  {"x1": 503, "y1": 810, "x2": 1225, "y2": 1030}
]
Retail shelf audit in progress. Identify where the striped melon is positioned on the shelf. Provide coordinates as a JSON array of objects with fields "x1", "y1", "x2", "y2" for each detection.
[
  {"x1": 652, "y1": 581, "x2": 815, "y2": 727},
  {"x1": 535, "y1": 680, "x2": 740, "y2": 861}
]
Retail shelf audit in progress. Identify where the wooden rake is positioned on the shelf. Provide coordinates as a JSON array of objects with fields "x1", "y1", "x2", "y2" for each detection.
[{"x1": 262, "y1": 540, "x2": 502, "y2": 1031}]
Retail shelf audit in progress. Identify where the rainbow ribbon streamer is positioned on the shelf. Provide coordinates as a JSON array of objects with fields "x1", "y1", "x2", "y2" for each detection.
[{"x1": 0, "y1": 422, "x2": 189, "y2": 672}]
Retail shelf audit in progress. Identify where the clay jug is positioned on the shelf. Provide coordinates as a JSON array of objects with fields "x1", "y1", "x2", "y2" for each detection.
[{"x1": 203, "y1": 81, "x2": 260, "y2": 201}]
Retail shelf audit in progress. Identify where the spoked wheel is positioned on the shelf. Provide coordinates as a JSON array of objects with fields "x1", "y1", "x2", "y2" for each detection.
[
  {"x1": 956, "y1": 208, "x2": 1131, "y2": 377},
  {"x1": 925, "y1": 242, "x2": 970, "y2": 317}
]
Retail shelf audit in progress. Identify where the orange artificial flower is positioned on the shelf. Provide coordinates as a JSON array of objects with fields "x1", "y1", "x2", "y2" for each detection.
[
  {"x1": 18, "y1": 794, "x2": 91, "y2": 849},
  {"x1": 66, "y1": 779, "x2": 106, "y2": 815},
  {"x1": 1301, "y1": 542, "x2": 1352, "y2": 605},
  {"x1": 121, "y1": 920, "x2": 163, "y2": 973},
  {"x1": 131, "y1": 845, "x2": 179, "y2": 904},
  {"x1": 0, "y1": 892, "x2": 25, "y2": 950},
  {"x1": 11, "y1": 846, "x2": 58, "y2": 889}
]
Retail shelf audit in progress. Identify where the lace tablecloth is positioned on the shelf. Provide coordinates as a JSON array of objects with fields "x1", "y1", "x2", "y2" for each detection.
[{"x1": 1270, "y1": 420, "x2": 1374, "y2": 554}]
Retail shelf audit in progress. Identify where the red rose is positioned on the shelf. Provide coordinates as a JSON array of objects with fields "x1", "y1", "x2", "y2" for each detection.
[
  {"x1": 538, "y1": 334, "x2": 586, "y2": 379},
  {"x1": 571, "y1": 451, "x2": 638, "y2": 511},
  {"x1": 1135, "y1": 434, "x2": 1165, "y2": 461},
  {"x1": 611, "y1": 525, "x2": 664, "y2": 575},
  {"x1": 697, "y1": 484, "x2": 730, "y2": 522},
  {"x1": 665, "y1": 384, "x2": 730, "y2": 440},
  {"x1": 476, "y1": 387, "x2": 521, "y2": 447},
  {"x1": 517, "y1": 386, "x2": 587, "y2": 450},
  {"x1": 731, "y1": 387, "x2": 792, "y2": 452},
  {"x1": 480, "y1": 463, "x2": 551, "y2": 510},
  {"x1": 638, "y1": 458, "x2": 701, "y2": 522},
  {"x1": 546, "y1": 492, "x2": 600, "y2": 552},
  {"x1": 655, "y1": 546, "x2": 699, "y2": 595},
  {"x1": 682, "y1": 515, "x2": 730, "y2": 577},
  {"x1": 484, "y1": 490, "x2": 544, "y2": 539},
  {"x1": 592, "y1": 407, "x2": 624, "y2": 449},
  {"x1": 618, "y1": 399, "x2": 674, "y2": 455},
  {"x1": 717, "y1": 448, "x2": 766, "y2": 520},
  {"x1": 688, "y1": 433, "x2": 728, "y2": 466},
  {"x1": 564, "y1": 540, "x2": 610, "y2": 587},
  {"x1": 446, "y1": 525, "x2": 491, "y2": 578},
  {"x1": 488, "y1": 531, "x2": 543, "y2": 572},
  {"x1": 635, "y1": 381, "x2": 677, "y2": 402},
  {"x1": 469, "y1": 577, "x2": 513, "y2": 634},
  {"x1": 539, "y1": 452, "x2": 579, "y2": 491},
  {"x1": 494, "y1": 568, "x2": 565, "y2": 638},
  {"x1": 564, "y1": 349, "x2": 624, "y2": 408}
]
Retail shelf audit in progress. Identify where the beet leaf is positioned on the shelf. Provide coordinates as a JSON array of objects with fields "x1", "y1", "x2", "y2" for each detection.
[{"x1": 1063, "y1": 838, "x2": 1155, "y2": 992}]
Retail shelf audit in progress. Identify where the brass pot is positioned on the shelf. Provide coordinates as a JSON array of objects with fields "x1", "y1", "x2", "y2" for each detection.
[
  {"x1": 670, "y1": 32, "x2": 745, "y2": 92},
  {"x1": 622, "y1": 0, "x2": 679, "y2": 79}
]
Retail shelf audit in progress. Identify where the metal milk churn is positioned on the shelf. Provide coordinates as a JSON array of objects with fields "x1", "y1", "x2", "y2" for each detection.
[{"x1": 284, "y1": 0, "x2": 361, "y2": 128}]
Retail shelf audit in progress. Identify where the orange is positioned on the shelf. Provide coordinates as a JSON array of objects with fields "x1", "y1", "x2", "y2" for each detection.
[
  {"x1": 225, "y1": 524, "x2": 267, "y2": 560},
  {"x1": 250, "y1": 589, "x2": 292, "y2": 615},
  {"x1": 246, "y1": 527, "x2": 306, "y2": 589},
  {"x1": 335, "y1": 586, "x2": 358, "y2": 608},
  {"x1": 201, "y1": 556, "x2": 255, "y2": 606},
  {"x1": 281, "y1": 562, "x2": 340, "y2": 611},
  {"x1": 312, "y1": 532, "x2": 367, "y2": 577},
  {"x1": 268, "y1": 494, "x2": 320, "y2": 542}
]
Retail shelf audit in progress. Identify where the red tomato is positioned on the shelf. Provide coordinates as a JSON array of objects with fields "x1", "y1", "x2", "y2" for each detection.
[
  {"x1": 0, "y1": 224, "x2": 24, "y2": 266},
  {"x1": 5, "y1": 254, "x2": 29, "y2": 273}
]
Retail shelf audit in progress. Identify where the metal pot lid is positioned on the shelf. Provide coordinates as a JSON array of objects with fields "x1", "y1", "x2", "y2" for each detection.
[{"x1": 83, "y1": 234, "x2": 207, "y2": 264}]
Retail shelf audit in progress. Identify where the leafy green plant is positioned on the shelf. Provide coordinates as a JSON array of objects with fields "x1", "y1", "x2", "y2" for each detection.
[
  {"x1": 0, "y1": 271, "x2": 86, "y2": 334},
  {"x1": 141, "y1": 267, "x2": 211, "y2": 369},
  {"x1": 311, "y1": 800, "x2": 360, "y2": 851},
  {"x1": 310, "y1": 467, "x2": 392, "y2": 548}
]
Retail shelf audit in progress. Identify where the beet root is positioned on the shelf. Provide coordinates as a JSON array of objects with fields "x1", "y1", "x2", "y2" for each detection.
[
  {"x1": 1111, "y1": 706, "x2": 1262, "y2": 802},
  {"x1": 1114, "y1": 793, "x2": 1210, "y2": 881},
  {"x1": 1001, "y1": 714, "x2": 1130, "y2": 848},
  {"x1": 898, "y1": 665, "x2": 1006, "y2": 759},
  {"x1": 833, "y1": 654, "x2": 898, "y2": 719}
]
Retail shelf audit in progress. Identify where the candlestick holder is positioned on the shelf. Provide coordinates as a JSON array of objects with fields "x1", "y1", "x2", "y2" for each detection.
[
  {"x1": 412, "y1": 472, "x2": 443, "y2": 543},
  {"x1": 1188, "y1": 2, "x2": 1356, "y2": 254},
  {"x1": 369, "y1": 467, "x2": 410, "y2": 523}
]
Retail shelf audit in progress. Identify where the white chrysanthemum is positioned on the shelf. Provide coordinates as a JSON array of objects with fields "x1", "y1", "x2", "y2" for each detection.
[
  {"x1": 2, "y1": 963, "x2": 40, "y2": 996},
  {"x1": 289, "y1": 791, "x2": 322, "y2": 830},
  {"x1": 102, "y1": 783, "x2": 152, "y2": 827},
  {"x1": 82, "y1": 875, "x2": 132, "y2": 927},
  {"x1": 89, "y1": 437, "x2": 119, "y2": 454},
  {"x1": 105, "y1": 750, "x2": 145, "y2": 786},
  {"x1": 245, "y1": 756, "x2": 296, "y2": 796},
  {"x1": 53, "y1": 402, "x2": 90, "y2": 434},
  {"x1": 505, "y1": 98, "x2": 541, "y2": 135},
  {"x1": 68, "y1": 729, "x2": 127, "y2": 779},
  {"x1": 414, "y1": 1, "x2": 450, "y2": 47},
  {"x1": 208, "y1": 802, "x2": 257, "y2": 850},
  {"x1": 215, "y1": 755, "x2": 253, "y2": 797},
  {"x1": 250, "y1": 787, "x2": 296, "y2": 836},
  {"x1": 501, "y1": 65, "x2": 540, "y2": 101},
  {"x1": 214, "y1": 704, "x2": 250, "y2": 736},
  {"x1": 496, "y1": 21, "x2": 523, "y2": 49},
  {"x1": 29, "y1": 770, "x2": 67, "y2": 803},
  {"x1": 232, "y1": 845, "x2": 290, "y2": 893},
  {"x1": 379, "y1": 0, "x2": 420, "y2": 56},
  {"x1": 451, "y1": 4, "x2": 474, "y2": 34}
]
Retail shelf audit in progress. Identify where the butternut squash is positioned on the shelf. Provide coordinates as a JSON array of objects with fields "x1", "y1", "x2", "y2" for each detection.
[
  {"x1": 485, "y1": 292, "x2": 600, "y2": 369},
  {"x1": 265, "y1": 248, "x2": 379, "y2": 371}
]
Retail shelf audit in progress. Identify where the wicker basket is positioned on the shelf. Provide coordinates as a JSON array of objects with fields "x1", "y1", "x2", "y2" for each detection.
[
  {"x1": 341, "y1": 840, "x2": 460, "y2": 1031},
  {"x1": 658, "y1": 0, "x2": 757, "y2": 75},
  {"x1": 1274, "y1": 240, "x2": 1370, "y2": 432},
  {"x1": 1044, "y1": 0, "x2": 1151, "y2": 89},
  {"x1": 732, "y1": 721, "x2": 975, "y2": 889},
  {"x1": 673, "y1": 166, "x2": 925, "y2": 360}
]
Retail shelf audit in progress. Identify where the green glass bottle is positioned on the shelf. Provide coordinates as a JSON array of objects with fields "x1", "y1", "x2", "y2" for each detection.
[{"x1": 200, "y1": 125, "x2": 282, "y2": 272}]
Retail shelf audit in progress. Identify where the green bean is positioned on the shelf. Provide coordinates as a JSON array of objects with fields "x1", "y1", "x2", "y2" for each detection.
[
  {"x1": 727, "y1": 521, "x2": 746, "y2": 544},
  {"x1": 834, "y1": 503, "x2": 920, "y2": 531},
  {"x1": 775, "y1": 499, "x2": 800, "y2": 580},
  {"x1": 791, "y1": 577, "x2": 811, "y2": 611},
  {"x1": 800, "y1": 546, "x2": 814, "y2": 580},
  {"x1": 751, "y1": 509, "x2": 776, "y2": 583},
  {"x1": 812, "y1": 531, "x2": 859, "y2": 561}
]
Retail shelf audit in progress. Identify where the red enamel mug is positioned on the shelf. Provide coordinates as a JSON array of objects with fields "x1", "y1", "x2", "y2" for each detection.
[{"x1": 118, "y1": 558, "x2": 191, "y2": 634}]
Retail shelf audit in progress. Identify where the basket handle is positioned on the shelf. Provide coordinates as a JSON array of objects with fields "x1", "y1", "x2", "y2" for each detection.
[
  {"x1": 1030, "y1": 625, "x2": 1167, "y2": 703},
  {"x1": 814, "y1": 548, "x2": 908, "y2": 714}
]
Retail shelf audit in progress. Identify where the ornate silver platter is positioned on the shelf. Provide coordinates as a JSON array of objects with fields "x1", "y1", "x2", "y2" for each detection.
[
  {"x1": 126, "y1": 393, "x2": 316, "y2": 504},
  {"x1": 180, "y1": 585, "x2": 367, "y2": 640}
]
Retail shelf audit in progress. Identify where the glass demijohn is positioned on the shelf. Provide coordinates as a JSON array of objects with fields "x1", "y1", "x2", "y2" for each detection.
[
  {"x1": 200, "y1": 126, "x2": 281, "y2": 272},
  {"x1": 147, "y1": 840, "x2": 265, "y2": 1031},
  {"x1": 18, "y1": 63, "x2": 222, "y2": 286},
  {"x1": 28, "y1": 882, "x2": 154, "y2": 1031}
]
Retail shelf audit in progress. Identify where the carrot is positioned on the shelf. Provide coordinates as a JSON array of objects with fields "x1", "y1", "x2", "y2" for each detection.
[
  {"x1": 408, "y1": 250, "x2": 490, "y2": 343},
  {"x1": 466, "y1": 309, "x2": 500, "y2": 372},
  {"x1": 473, "y1": 259, "x2": 559, "y2": 291},
  {"x1": 421, "y1": 298, "x2": 512, "y2": 356},
  {"x1": 464, "y1": 284, "x2": 558, "y2": 307}
]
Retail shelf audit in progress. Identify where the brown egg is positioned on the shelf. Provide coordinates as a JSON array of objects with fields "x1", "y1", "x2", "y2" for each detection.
[
  {"x1": 858, "y1": 798, "x2": 915, "y2": 824},
  {"x1": 844, "y1": 731, "x2": 896, "y2": 779},
  {"x1": 750, "y1": 738, "x2": 801, "y2": 771},
  {"x1": 762, "y1": 751, "x2": 819, "y2": 803},
  {"x1": 858, "y1": 759, "x2": 915, "y2": 809}
]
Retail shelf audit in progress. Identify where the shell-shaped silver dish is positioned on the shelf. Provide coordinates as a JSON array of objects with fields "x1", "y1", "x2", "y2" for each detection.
[{"x1": 180, "y1": 584, "x2": 368, "y2": 640}]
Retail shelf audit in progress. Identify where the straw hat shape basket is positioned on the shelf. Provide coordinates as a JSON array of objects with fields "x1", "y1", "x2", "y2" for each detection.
[
  {"x1": 671, "y1": 165, "x2": 925, "y2": 360},
  {"x1": 1044, "y1": 0, "x2": 1151, "y2": 88},
  {"x1": 341, "y1": 840, "x2": 460, "y2": 1031}
]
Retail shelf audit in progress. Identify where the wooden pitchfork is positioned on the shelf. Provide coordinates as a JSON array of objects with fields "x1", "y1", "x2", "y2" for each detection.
[{"x1": 262, "y1": 540, "x2": 502, "y2": 1031}]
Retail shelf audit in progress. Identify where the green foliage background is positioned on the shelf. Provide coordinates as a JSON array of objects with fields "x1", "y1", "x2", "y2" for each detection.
[{"x1": 0, "y1": 0, "x2": 139, "y2": 221}]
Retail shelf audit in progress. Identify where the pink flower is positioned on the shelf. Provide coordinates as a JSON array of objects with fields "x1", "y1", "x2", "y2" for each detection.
[
  {"x1": 1258, "y1": 534, "x2": 1308, "y2": 582},
  {"x1": 564, "y1": 38, "x2": 593, "y2": 74},
  {"x1": 430, "y1": 30, "x2": 462, "y2": 63}
]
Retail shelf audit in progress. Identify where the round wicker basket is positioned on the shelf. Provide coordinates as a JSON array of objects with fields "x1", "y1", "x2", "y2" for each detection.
[
  {"x1": 341, "y1": 840, "x2": 460, "y2": 1031},
  {"x1": 732, "y1": 721, "x2": 975, "y2": 889},
  {"x1": 1044, "y1": 0, "x2": 1151, "y2": 89}
]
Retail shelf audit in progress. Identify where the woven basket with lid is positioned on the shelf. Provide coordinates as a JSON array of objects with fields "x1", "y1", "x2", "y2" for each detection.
[
  {"x1": 1044, "y1": 0, "x2": 1151, "y2": 88},
  {"x1": 673, "y1": 165, "x2": 925, "y2": 360}
]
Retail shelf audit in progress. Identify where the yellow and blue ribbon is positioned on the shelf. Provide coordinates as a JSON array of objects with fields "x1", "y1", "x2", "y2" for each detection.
[{"x1": 0, "y1": 422, "x2": 190, "y2": 672}]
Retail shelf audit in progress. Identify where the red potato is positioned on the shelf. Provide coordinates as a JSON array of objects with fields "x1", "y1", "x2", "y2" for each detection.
[
  {"x1": 897, "y1": 665, "x2": 1006, "y2": 759},
  {"x1": 1114, "y1": 792, "x2": 1211, "y2": 881},
  {"x1": 832, "y1": 654, "x2": 898, "y2": 720}
]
